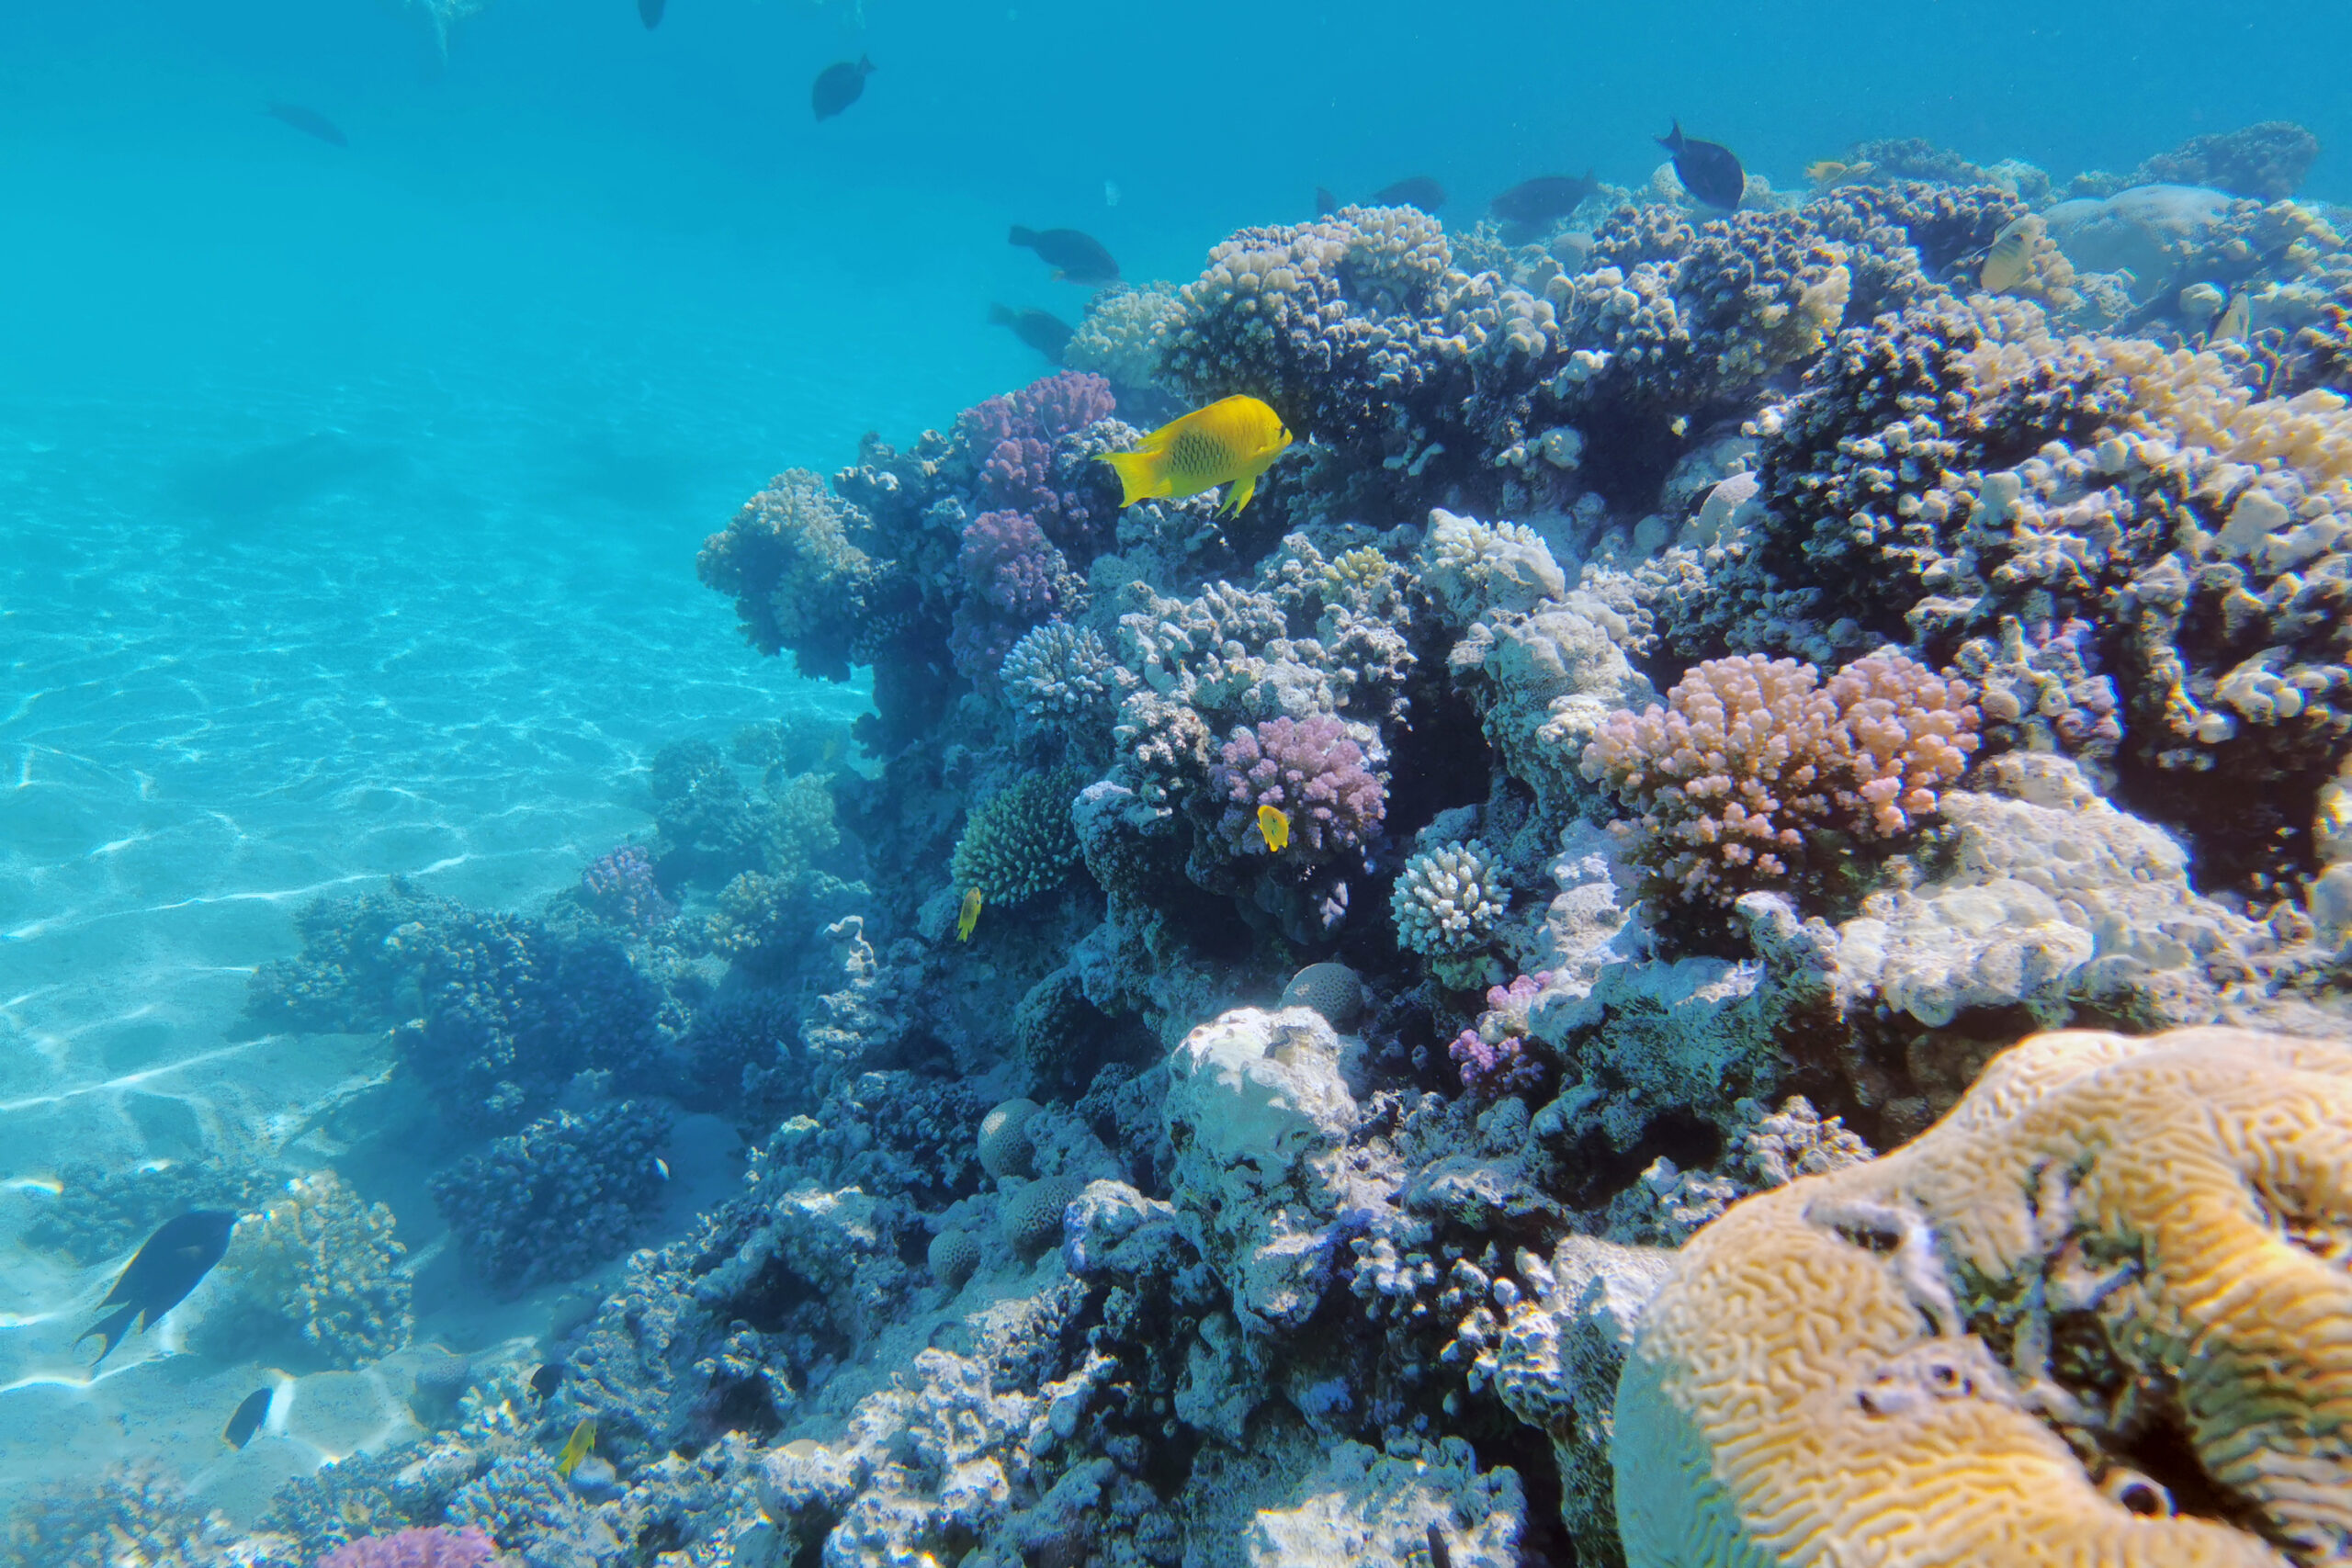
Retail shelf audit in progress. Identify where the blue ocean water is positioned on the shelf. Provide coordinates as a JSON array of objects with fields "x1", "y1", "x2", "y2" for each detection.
[{"x1": 3, "y1": 0, "x2": 2350, "y2": 1553}]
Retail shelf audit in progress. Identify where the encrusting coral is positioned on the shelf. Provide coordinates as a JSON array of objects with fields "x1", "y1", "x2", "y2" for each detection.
[{"x1": 1614, "y1": 1024, "x2": 2352, "y2": 1568}]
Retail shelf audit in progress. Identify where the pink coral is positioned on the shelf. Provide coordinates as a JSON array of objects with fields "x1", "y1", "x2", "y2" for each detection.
[
  {"x1": 957, "y1": 373, "x2": 1119, "y2": 558},
  {"x1": 1580, "y1": 650, "x2": 1978, "y2": 913},
  {"x1": 950, "y1": 510, "x2": 1070, "y2": 683},
  {"x1": 581, "y1": 843, "x2": 674, "y2": 934},
  {"x1": 315, "y1": 1526, "x2": 495, "y2": 1568},
  {"x1": 1210, "y1": 715, "x2": 1386, "y2": 858}
]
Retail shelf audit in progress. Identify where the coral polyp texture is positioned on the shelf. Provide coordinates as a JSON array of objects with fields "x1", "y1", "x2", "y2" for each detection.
[
  {"x1": 1614, "y1": 1025, "x2": 2352, "y2": 1568},
  {"x1": 1209, "y1": 713, "x2": 1386, "y2": 857},
  {"x1": 1581, "y1": 650, "x2": 1978, "y2": 921},
  {"x1": 951, "y1": 767, "x2": 1084, "y2": 904}
]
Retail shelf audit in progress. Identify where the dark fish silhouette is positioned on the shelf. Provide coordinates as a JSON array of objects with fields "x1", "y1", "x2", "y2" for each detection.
[
  {"x1": 811, "y1": 56, "x2": 875, "y2": 120},
  {"x1": 265, "y1": 104, "x2": 347, "y2": 148},
  {"x1": 1657, "y1": 121, "x2": 1744, "y2": 209},
  {"x1": 1009, "y1": 226, "x2": 1119, "y2": 286},
  {"x1": 639, "y1": 0, "x2": 665, "y2": 25},
  {"x1": 530, "y1": 1362, "x2": 564, "y2": 1400},
  {"x1": 223, "y1": 1386, "x2": 273, "y2": 1449},
  {"x1": 989, "y1": 305, "x2": 1074, "y2": 365},
  {"x1": 1315, "y1": 186, "x2": 1339, "y2": 217},
  {"x1": 1369, "y1": 175, "x2": 1446, "y2": 212},
  {"x1": 1427, "y1": 1525, "x2": 1453, "y2": 1568},
  {"x1": 1490, "y1": 174, "x2": 1599, "y2": 232},
  {"x1": 78, "y1": 1210, "x2": 237, "y2": 1367}
]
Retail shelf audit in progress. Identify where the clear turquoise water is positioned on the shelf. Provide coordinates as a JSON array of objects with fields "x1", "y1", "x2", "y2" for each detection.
[{"x1": 1, "y1": 0, "x2": 2347, "y2": 1528}]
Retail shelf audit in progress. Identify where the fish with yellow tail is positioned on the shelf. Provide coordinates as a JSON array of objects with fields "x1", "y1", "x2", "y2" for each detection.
[
  {"x1": 1257, "y1": 804, "x2": 1291, "y2": 852},
  {"x1": 956, "y1": 887, "x2": 983, "y2": 942},
  {"x1": 557, "y1": 1416, "x2": 596, "y2": 1478},
  {"x1": 1098, "y1": 396, "x2": 1294, "y2": 518}
]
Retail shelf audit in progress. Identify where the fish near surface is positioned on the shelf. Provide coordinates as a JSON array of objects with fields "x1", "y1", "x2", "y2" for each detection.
[
  {"x1": 79, "y1": 1209, "x2": 238, "y2": 1367},
  {"x1": 1657, "y1": 120, "x2": 1745, "y2": 209},
  {"x1": 1489, "y1": 174, "x2": 1597, "y2": 232},
  {"x1": 1369, "y1": 175, "x2": 1446, "y2": 212},
  {"x1": 812, "y1": 56, "x2": 875, "y2": 120},
  {"x1": 223, "y1": 1387, "x2": 273, "y2": 1449},
  {"x1": 1098, "y1": 396, "x2": 1294, "y2": 518},
  {"x1": 989, "y1": 304, "x2": 1074, "y2": 365},
  {"x1": 266, "y1": 103, "x2": 347, "y2": 148},
  {"x1": 1008, "y1": 226, "x2": 1119, "y2": 286}
]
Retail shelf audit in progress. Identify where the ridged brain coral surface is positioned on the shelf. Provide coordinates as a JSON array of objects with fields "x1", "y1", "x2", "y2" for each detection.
[{"x1": 1613, "y1": 1026, "x2": 2352, "y2": 1568}]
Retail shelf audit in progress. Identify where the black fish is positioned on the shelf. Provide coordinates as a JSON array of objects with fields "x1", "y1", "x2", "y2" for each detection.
[
  {"x1": 1657, "y1": 120, "x2": 1744, "y2": 209},
  {"x1": 265, "y1": 104, "x2": 347, "y2": 148},
  {"x1": 1008, "y1": 226, "x2": 1119, "y2": 286},
  {"x1": 1369, "y1": 175, "x2": 1446, "y2": 212},
  {"x1": 530, "y1": 1362, "x2": 563, "y2": 1400},
  {"x1": 1427, "y1": 1525, "x2": 1453, "y2": 1568},
  {"x1": 223, "y1": 1387, "x2": 273, "y2": 1449},
  {"x1": 989, "y1": 305, "x2": 1073, "y2": 365},
  {"x1": 78, "y1": 1210, "x2": 237, "y2": 1367},
  {"x1": 1490, "y1": 173, "x2": 1599, "y2": 232},
  {"x1": 811, "y1": 56, "x2": 875, "y2": 120},
  {"x1": 1314, "y1": 186, "x2": 1339, "y2": 217},
  {"x1": 639, "y1": 0, "x2": 665, "y2": 25}
]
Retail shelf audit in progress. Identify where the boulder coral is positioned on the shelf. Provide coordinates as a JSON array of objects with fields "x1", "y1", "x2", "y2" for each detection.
[{"x1": 1614, "y1": 1024, "x2": 2352, "y2": 1568}]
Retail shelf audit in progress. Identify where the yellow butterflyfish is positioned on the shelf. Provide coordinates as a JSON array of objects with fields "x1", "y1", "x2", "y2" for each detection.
[
  {"x1": 956, "y1": 887, "x2": 983, "y2": 942},
  {"x1": 1257, "y1": 804, "x2": 1292, "y2": 852},
  {"x1": 1980, "y1": 217, "x2": 2037, "y2": 294},
  {"x1": 557, "y1": 1416, "x2": 595, "y2": 1477},
  {"x1": 1098, "y1": 395, "x2": 1294, "y2": 518}
]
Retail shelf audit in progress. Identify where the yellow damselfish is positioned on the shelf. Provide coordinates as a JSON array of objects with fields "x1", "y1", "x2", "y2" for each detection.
[
  {"x1": 1257, "y1": 804, "x2": 1291, "y2": 852},
  {"x1": 557, "y1": 1416, "x2": 595, "y2": 1478},
  {"x1": 956, "y1": 886, "x2": 983, "y2": 942},
  {"x1": 1099, "y1": 396, "x2": 1294, "y2": 518}
]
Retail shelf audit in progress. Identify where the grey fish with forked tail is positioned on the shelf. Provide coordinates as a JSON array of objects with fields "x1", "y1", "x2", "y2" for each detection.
[
  {"x1": 266, "y1": 103, "x2": 346, "y2": 148},
  {"x1": 78, "y1": 1210, "x2": 237, "y2": 1367},
  {"x1": 1657, "y1": 120, "x2": 1744, "y2": 209}
]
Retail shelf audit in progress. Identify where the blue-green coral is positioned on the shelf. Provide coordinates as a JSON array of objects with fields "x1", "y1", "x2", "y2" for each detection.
[{"x1": 950, "y1": 767, "x2": 1083, "y2": 904}]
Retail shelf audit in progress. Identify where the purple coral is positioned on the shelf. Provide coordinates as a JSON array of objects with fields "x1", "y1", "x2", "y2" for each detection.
[
  {"x1": 1211, "y1": 715, "x2": 1386, "y2": 857},
  {"x1": 957, "y1": 373, "x2": 1118, "y2": 558},
  {"x1": 950, "y1": 510, "x2": 1070, "y2": 683},
  {"x1": 315, "y1": 1526, "x2": 496, "y2": 1568},
  {"x1": 581, "y1": 843, "x2": 674, "y2": 934},
  {"x1": 1449, "y1": 1028, "x2": 1547, "y2": 1099}
]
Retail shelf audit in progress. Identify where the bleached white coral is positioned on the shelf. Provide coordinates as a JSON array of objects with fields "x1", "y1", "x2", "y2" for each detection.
[{"x1": 1392, "y1": 840, "x2": 1510, "y2": 957}]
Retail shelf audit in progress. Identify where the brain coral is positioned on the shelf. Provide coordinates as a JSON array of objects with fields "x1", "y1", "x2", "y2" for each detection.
[
  {"x1": 951, "y1": 768, "x2": 1083, "y2": 905},
  {"x1": 1581, "y1": 650, "x2": 1977, "y2": 919},
  {"x1": 1614, "y1": 1024, "x2": 2352, "y2": 1568}
]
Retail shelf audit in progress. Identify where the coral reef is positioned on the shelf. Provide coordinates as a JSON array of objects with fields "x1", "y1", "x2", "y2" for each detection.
[
  {"x1": 315, "y1": 1527, "x2": 495, "y2": 1568},
  {"x1": 204, "y1": 1170, "x2": 412, "y2": 1370},
  {"x1": 428, "y1": 1100, "x2": 674, "y2": 1295},
  {"x1": 951, "y1": 767, "x2": 1084, "y2": 905}
]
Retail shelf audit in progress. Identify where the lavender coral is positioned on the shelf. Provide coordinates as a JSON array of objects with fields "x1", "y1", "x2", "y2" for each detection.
[
  {"x1": 1209, "y1": 714, "x2": 1386, "y2": 857},
  {"x1": 316, "y1": 1525, "x2": 496, "y2": 1568},
  {"x1": 957, "y1": 370, "x2": 1119, "y2": 556},
  {"x1": 949, "y1": 508, "x2": 1074, "y2": 683},
  {"x1": 579, "y1": 843, "x2": 673, "y2": 934},
  {"x1": 1581, "y1": 651, "x2": 1978, "y2": 920}
]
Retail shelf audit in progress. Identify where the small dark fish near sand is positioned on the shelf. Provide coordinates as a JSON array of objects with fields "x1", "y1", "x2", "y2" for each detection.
[
  {"x1": 1657, "y1": 120, "x2": 1744, "y2": 209},
  {"x1": 639, "y1": 0, "x2": 665, "y2": 26},
  {"x1": 1009, "y1": 226, "x2": 1119, "y2": 286},
  {"x1": 530, "y1": 1362, "x2": 564, "y2": 1400},
  {"x1": 1490, "y1": 173, "x2": 1599, "y2": 233},
  {"x1": 78, "y1": 1210, "x2": 238, "y2": 1367},
  {"x1": 811, "y1": 56, "x2": 875, "y2": 120},
  {"x1": 223, "y1": 1387, "x2": 274, "y2": 1449},
  {"x1": 989, "y1": 305, "x2": 1074, "y2": 365},
  {"x1": 265, "y1": 103, "x2": 347, "y2": 148},
  {"x1": 1369, "y1": 175, "x2": 1445, "y2": 212}
]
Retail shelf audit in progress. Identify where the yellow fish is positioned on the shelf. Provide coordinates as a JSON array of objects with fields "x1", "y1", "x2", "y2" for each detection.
[
  {"x1": 956, "y1": 887, "x2": 983, "y2": 942},
  {"x1": 557, "y1": 1416, "x2": 595, "y2": 1478},
  {"x1": 1257, "y1": 804, "x2": 1291, "y2": 852},
  {"x1": 1980, "y1": 218, "x2": 2036, "y2": 294},
  {"x1": 1099, "y1": 395, "x2": 1294, "y2": 518},
  {"x1": 2212, "y1": 288, "x2": 2251, "y2": 344}
]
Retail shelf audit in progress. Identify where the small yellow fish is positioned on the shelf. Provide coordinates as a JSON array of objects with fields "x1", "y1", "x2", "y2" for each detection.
[
  {"x1": 1256, "y1": 804, "x2": 1291, "y2": 852},
  {"x1": 956, "y1": 886, "x2": 983, "y2": 942},
  {"x1": 1099, "y1": 395, "x2": 1295, "y2": 518},
  {"x1": 557, "y1": 1416, "x2": 595, "y2": 1478},
  {"x1": 2212, "y1": 288, "x2": 2252, "y2": 344},
  {"x1": 1980, "y1": 217, "x2": 2036, "y2": 294}
]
